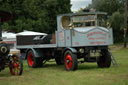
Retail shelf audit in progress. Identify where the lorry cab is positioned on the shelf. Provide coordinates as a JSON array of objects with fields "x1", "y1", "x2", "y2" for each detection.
[{"x1": 56, "y1": 12, "x2": 113, "y2": 47}]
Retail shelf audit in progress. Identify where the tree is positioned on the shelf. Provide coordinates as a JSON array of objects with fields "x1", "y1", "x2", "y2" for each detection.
[
  {"x1": 109, "y1": 12, "x2": 124, "y2": 42},
  {"x1": 0, "y1": 0, "x2": 71, "y2": 33},
  {"x1": 84, "y1": 0, "x2": 125, "y2": 43},
  {"x1": 124, "y1": 0, "x2": 127, "y2": 47},
  {"x1": 90, "y1": 0, "x2": 121, "y2": 15}
]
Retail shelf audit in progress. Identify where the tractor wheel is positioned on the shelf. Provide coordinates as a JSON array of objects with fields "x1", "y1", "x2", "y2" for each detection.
[
  {"x1": 97, "y1": 49, "x2": 111, "y2": 68},
  {"x1": 27, "y1": 50, "x2": 42, "y2": 68},
  {"x1": 64, "y1": 50, "x2": 78, "y2": 71},
  {"x1": 9, "y1": 55, "x2": 23, "y2": 75}
]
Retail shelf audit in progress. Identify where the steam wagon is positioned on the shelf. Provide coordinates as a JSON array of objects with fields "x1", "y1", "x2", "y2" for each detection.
[
  {"x1": 0, "y1": 11, "x2": 23, "y2": 75},
  {"x1": 17, "y1": 12, "x2": 113, "y2": 71}
]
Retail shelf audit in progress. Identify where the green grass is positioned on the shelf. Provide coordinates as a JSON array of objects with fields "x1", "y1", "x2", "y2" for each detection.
[{"x1": 0, "y1": 45, "x2": 128, "y2": 85}]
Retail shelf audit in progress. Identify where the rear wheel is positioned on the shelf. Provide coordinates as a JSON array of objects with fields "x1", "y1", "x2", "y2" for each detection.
[
  {"x1": 27, "y1": 50, "x2": 42, "y2": 68},
  {"x1": 9, "y1": 55, "x2": 23, "y2": 75},
  {"x1": 97, "y1": 49, "x2": 111, "y2": 68},
  {"x1": 64, "y1": 50, "x2": 77, "y2": 71}
]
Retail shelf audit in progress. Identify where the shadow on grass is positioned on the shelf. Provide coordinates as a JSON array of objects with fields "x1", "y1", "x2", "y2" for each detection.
[
  {"x1": 78, "y1": 64, "x2": 99, "y2": 71},
  {"x1": 42, "y1": 63, "x2": 64, "y2": 70},
  {"x1": 0, "y1": 71, "x2": 11, "y2": 78},
  {"x1": 24, "y1": 60, "x2": 105, "y2": 72},
  {"x1": 39, "y1": 62, "x2": 100, "y2": 71}
]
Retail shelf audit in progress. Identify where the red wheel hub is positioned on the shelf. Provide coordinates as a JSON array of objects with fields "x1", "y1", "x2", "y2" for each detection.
[
  {"x1": 9, "y1": 56, "x2": 21, "y2": 75},
  {"x1": 14, "y1": 63, "x2": 19, "y2": 68},
  {"x1": 65, "y1": 54, "x2": 72, "y2": 70},
  {"x1": 28, "y1": 53, "x2": 34, "y2": 67}
]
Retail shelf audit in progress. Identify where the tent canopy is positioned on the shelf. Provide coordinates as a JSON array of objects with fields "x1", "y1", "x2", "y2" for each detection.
[
  {"x1": 17, "y1": 30, "x2": 47, "y2": 36},
  {"x1": 2, "y1": 32, "x2": 16, "y2": 39}
]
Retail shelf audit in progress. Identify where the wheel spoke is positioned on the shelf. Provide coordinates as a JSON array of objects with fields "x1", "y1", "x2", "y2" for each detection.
[{"x1": 9, "y1": 55, "x2": 23, "y2": 75}]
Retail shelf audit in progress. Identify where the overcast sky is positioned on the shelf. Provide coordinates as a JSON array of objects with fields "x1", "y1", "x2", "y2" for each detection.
[{"x1": 71, "y1": 0, "x2": 92, "y2": 12}]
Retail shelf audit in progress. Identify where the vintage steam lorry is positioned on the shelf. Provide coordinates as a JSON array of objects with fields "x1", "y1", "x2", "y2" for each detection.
[
  {"x1": 0, "y1": 11, "x2": 23, "y2": 75},
  {"x1": 17, "y1": 12, "x2": 114, "y2": 71}
]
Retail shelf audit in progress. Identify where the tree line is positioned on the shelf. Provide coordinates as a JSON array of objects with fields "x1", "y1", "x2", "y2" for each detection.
[
  {"x1": 0, "y1": 0, "x2": 127, "y2": 43},
  {"x1": 0, "y1": 0, "x2": 71, "y2": 33},
  {"x1": 80, "y1": 0, "x2": 126, "y2": 43}
]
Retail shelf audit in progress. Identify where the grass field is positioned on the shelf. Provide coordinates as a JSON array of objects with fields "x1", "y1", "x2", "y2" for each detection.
[{"x1": 0, "y1": 45, "x2": 128, "y2": 85}]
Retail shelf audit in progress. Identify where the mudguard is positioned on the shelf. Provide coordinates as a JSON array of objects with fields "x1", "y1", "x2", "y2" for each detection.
[
  {"x1": 64, "y1": 47, "x2": 77, "y2": 53},
  {"x1": 25, "y1": 48, "x2": 43, "y2": 59}
]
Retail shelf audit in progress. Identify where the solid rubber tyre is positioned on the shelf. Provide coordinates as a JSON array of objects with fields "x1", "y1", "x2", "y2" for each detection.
[
  {"x1": 27, "y1": 50, "x2": 42, "y2": 68},
  {"x1": 64, "y1": 50, "x2": 78, "y2": 71},
  {"x1": 97, "y1": 49, "x2": 111, "y2": 68}
]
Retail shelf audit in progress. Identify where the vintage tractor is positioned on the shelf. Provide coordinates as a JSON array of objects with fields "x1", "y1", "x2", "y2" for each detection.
[{"x1": 0, "y1": 11, "x2": 23, "y2": 75}]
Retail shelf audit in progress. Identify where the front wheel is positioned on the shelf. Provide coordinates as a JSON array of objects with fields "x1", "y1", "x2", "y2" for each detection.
[
  {"x1": 97, "y1": 49, "x2": 111, "y2": 68},
  {"x1": 64, "y1": 50, "x2": 78, "y2": 71},
  {"x1": 27, "y1": 50, "x2": 42, "y2": 68}
]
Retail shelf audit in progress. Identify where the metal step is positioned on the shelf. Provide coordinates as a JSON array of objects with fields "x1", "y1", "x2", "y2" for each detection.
[{"x1": 109, "y1": 51, "x2": 118, "y2": 66}]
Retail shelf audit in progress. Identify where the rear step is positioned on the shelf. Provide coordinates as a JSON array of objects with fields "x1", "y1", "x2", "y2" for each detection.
[{"x1": 109, "y1": 51, "x2": 118, "y2": 66}]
